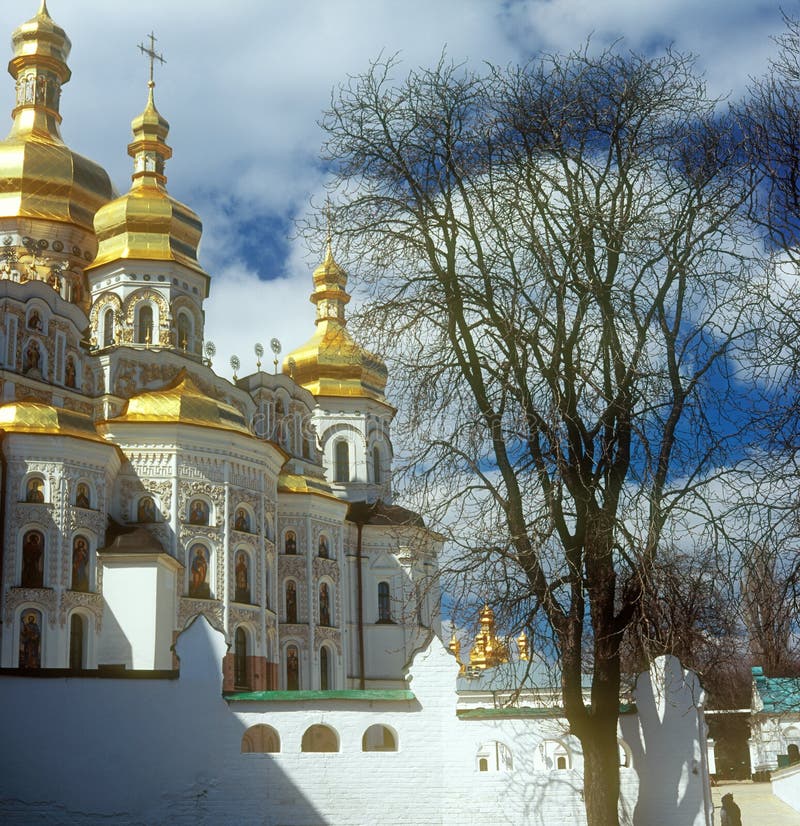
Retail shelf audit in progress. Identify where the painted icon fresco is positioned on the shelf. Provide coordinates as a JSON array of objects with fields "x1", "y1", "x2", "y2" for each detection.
[
  {"x1": 319, "y1": 583, "x2": 331, "y2": 626},
  {"x1": 284, "y1": 530, "x2": 297, "y2": 555},
  {"x1": 25, "y1": 477, "x2": 44, "y2": 503},
  {"x1": 286, "y1": 580, "x2": 297, "y2": 623},
  {"x1": 71, "y1": 535, "x2": 90, "y2": 592},
  {"x1": 188, "y1": 544, "x2": 211, "y2": 599},
  {"x1": 19, "y1": 608, "x2": 42, "y2": 669},
  {"x1": 286, "y1": 644, "x2": 299, "y2": 691},
  {"x1": 318, "y1": 534, "x2": 329, "y2": 558},
  {"x1": 189, "y1": 499, "x2": 210, "y2": 526},
  {"x1": 75, "y1": 483, "x2": 91, "y2": 509},
  {"x1": 234, "y1": 507, "x2": 250, "y2": 533},
  {"x1": 137, "y1": 495, "x2": 156, "y2": 523},
  {"x1": 21, "y1": 530, "x2": 44, "y2": 588},
  {"x1": 235, "y1": 551, "x2": 250, "y2": 603}
]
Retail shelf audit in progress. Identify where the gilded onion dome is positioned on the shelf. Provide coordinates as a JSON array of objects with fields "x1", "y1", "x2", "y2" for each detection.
[
  {"x1": 0, "y1": 2, "x2": 114, "y2": 231},
  {"x1": 0, "y1": 400, "x2": 107, "y2": 444},
  {"x1": 468, "y1": 604, "x2": 510, "y2": 671},
  {"x1": 105, "y1": 370, "x2": 251, "y2": 436},
  {"x1": 87, "y1": 77, "x2": 206, "y2": 276},
  {"x1": 283, "y1": 244, "x2": 388, "y2": 402}
]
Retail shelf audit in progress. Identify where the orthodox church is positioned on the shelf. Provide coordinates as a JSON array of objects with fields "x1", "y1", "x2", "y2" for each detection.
[{"x1": 0, "y1": 2, "x2": 441, "y2": 692}]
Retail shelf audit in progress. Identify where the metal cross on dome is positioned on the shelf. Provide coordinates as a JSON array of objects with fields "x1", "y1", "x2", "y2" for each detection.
[{"x1": 138, "y1": 32, "x2": 166, "y2": 85}]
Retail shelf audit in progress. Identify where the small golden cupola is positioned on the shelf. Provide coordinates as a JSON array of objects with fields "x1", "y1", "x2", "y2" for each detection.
[
  {"x1": 87, "y1": 74, "x2": 206, "y2": 276},
  {"x1": 283, "y1": 242, "x2": 388, "y2": 402},
  {"x1": 0, "y1": 1, "x2": 114, "y2": 307},
  {"x1": 468, "y1": 604, "x2": 510, "y2": 671}
]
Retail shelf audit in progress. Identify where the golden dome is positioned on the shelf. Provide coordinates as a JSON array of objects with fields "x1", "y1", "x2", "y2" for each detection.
[
  {"x1": 468, "y1": 603, "x2": 510, "y2": 671},
  {"x1": 284, "y1": 244, "x2": 388, "y2": 402},
  {"x1": 105, "y1": 370, "x2": 251, "y2": 436},
  {"x1": 0, "y1": 2, "x2": 114, "y2": 231},
  {"x1": 87, "y1": 82, "x2": 206, "y2": 275},
  {"x1": 0, "y1": 400, "x2": 107, "y2": 444}
]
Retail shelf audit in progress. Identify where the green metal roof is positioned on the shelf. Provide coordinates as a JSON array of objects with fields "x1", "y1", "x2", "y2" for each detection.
[
  {"x1": 753, "y1": 666, "x2": 800, "y2": 713},
  {"x1": 225, "y1": 689, "x2": 416, "y2": 703}
]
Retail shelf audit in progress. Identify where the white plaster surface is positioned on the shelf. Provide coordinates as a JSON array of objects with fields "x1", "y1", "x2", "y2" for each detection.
[{"x1": 0, "y1": 617, "x2": 711, "y2": 825}]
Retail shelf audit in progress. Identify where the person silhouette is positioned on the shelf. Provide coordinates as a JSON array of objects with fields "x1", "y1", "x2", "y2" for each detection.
[{"x1": 720, "y1": 792, "x2": 742, "y2": 826}]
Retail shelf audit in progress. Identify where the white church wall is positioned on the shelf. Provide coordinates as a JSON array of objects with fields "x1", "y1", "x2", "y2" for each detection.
[
  {"x1": 0, "y1": 617, "x2": 711, "y2": 826},
  {"x1": 772, "y1": 762, "x2": 800, "y2": 814}
]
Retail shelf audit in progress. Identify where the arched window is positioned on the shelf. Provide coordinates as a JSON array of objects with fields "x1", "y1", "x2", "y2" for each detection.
[
  {"x1": 319, "y1": 583, "x2": 332, "y2": 626},
  {"x1": 362, "y1": 724, "x2": 397, "y2": 752},
  {"x1": 378, "y1": 581, "x2": 392, "y2": 623},
  {"x1": 71, "y1": 535, "x2": 90, "y2": 592},
  {"x1": 102, "y1": 307, "x2": 114, "y2": 347},
  {"x1": 285, "y1": 581, "x2": 297, "y2": 623},
  {"x1": 136, "y1": 304, "x2": 153, "y2": 344},
  {"x1": 556, "y1": 755, "x2": 568, "y2": 770},
  {"x1": 241, "y1": 724, "x2": 280, "y2": 753},
  {"x1": 19, "y1": 608, "x2": 42, "y2": 669},
  {"x1": 21, "y1": 530, "x2": 45, "y2": 588},
  {"x1": 476, "y1": 741, "x2": 513, "y2": 772},
  {"x1": 790, "y1": 744, "x2": 800, "y2": 765},
  {"x1": 334, "y1": 440, "x2": 350, "y2": 483},
  {"x1": 372, "y1": 445, "x2": 381, "y2": 484},
  {"x1": 286, "y1": 644, "x2": 300, "y2": 690},
  {"x1": 302, "y1": 724, "x2": 339, "y2": 753},
  {"x1": 177, "y1": 312, "x2": 192, "y2": 351},
  {"x1": 234, "y1": 627, "x2": 248, "y2": 689},
  {"x1": 69, "y1": 614, "x2": 84, "y2": 670},
  {"x1": 320, "y1": 645, "x2": 330, "y2": 690}
]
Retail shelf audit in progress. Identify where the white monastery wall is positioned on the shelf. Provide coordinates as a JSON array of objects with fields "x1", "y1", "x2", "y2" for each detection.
[
  {"x1": 0, "y1": 618, "x2": 711, "y2": 826},
  {"x1": 772, "y1": 763, "x2": 800, "y2": 813}
]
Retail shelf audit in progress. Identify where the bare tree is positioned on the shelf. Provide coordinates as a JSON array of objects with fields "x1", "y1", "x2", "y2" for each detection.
[
  {"x1": 741, "y1": 13, "x2": 800, "y2": 256},
  {"x1": 316, "y1": 47, "x2": 763, "y2": 825}
]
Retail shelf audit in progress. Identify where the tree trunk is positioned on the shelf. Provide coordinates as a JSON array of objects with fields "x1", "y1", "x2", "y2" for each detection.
[{"x1": 580, "y1": 717, "x2": 622, "y2": 826}]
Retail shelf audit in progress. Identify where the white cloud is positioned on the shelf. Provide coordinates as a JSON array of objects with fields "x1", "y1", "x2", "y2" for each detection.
[{"x1": 1, "y1": 0, "x2": 788, "y2": 364}]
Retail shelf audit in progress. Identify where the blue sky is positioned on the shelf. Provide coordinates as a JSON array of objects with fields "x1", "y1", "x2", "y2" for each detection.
[{"x1": 3, "y1": 0, "x2": 791, "y2": 377}]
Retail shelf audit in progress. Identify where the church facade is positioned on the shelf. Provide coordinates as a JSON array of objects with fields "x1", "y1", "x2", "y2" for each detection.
[{"x1": 0, "y1": 2, "x2": 440, "y2": 693}]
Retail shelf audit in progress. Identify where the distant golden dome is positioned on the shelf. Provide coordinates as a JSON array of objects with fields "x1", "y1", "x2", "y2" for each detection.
[
  {"x1": 0, "y1": 2, "x2": 114, "y2": 232},
  {"x1": 0, "y1": 400, "x2": 107, "y2": 444},
  {"x1": 284, "y1": 244, "x2": 388, "y2": 403},
  {"x1": 105, "y1": 369, "x2": 251, "y2": 436},
  {"x1": 87, "y1": 82, "x2": 206, "y2": 275}
]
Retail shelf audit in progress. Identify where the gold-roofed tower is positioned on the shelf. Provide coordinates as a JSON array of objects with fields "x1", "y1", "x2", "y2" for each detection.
[
  {"x1": 85, "y1": 33, "x2": 209, "y2": 358},
  {"x1": 282, "y1": 237, "x2": 394, "y2": 503},
  {"x1": 283, "y1": 241, "x2": 388, "y2": 404},
  {"x1": 0, "y1": 0, "x2": 115, "y2": 310},
  {"x1": 468, "y1": 604, "x2": 510, "y2": 671}
]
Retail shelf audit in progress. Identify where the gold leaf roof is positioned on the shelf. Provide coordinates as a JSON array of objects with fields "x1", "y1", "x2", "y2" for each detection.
[
  {"x1": 0, "y1": 3, "x2": 114, "y2": 231},
  {"x1": 0, "y1": 400, "x2": 107, "y2": 444},
  {"x1": 87, "y1": 85, "x2": 206, "y2": 276},
  {"x1": 107, "y1": 370, "x2": 251, "y2": 436},
  {"x1": 277, "y1": 469, "x2": 339, "y2": 500},
  {"x1": 284, "y1": 245, "x2": 388, "y2": 402}
]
